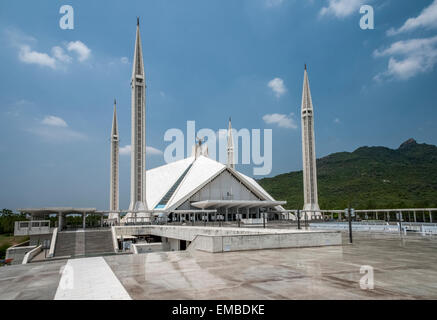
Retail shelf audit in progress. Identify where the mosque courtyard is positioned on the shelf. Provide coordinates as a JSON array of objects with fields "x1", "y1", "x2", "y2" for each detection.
[{"x1": 1, "y1": 231, "x2": 437, "y2": 300}]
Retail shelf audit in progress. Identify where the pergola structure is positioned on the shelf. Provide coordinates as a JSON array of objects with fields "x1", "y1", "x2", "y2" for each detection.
[
  {"x1": 191, "y1": 200, "x2": 287, "y2": 221},
  {"x1": 279, "y1": 208, "x2": 437, "y2": 223},
  {"x1": 18, "y1": 207, "x2": 105, "y2": 230}
]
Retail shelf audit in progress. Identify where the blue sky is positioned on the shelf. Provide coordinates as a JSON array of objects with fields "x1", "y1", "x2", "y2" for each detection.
[{"x1": 1, "y1": 0, "x2": 437, "y2": 210}]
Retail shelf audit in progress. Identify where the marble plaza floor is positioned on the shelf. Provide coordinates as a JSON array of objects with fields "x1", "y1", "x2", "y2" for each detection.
[{"x1": 1, "y1": 232, "x2": 437, "y2": 300}]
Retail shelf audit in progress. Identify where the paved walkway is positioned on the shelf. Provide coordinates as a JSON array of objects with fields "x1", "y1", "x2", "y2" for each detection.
[
  {"x1": 1, "y1": 232, "x2": 437, "y2": 299},
  {"x1": 54, "y1": 257, "x2": 131, "y2": 300}
]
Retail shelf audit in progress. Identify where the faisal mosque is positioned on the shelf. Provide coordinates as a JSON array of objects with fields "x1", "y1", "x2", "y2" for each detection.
[
  {"x1": 13, "y1": 18, "x2": 326, "y2": 261},
  {"x1": 106, "y1": 18, "x2": 322, "y2": 225}
]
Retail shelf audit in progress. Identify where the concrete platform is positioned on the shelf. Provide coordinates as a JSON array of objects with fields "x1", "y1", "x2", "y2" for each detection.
[
  {"x1": 1, "y1": 232, "x2": 437, "y2": 300},
  {"x1": 115, "y1": 225, "x2": 342, "y2": 252}
]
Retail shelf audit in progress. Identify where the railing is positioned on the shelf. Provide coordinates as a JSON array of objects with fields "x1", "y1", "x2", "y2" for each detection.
[
  {"x1": 123, "y1": 217, "x2": 151, "y2": 224},
  {"x1": 310, "y1": 222, "x2": 399, "y2": 232},
  {"x1": 22, "y1": 245, "x2": 42, "y2": 264},
  {"x1": 48, "y1": 228, "x2": 58, "y2": 258},
  {"x1": 111, "y1": 226, "x2": 119, "y2": 253},
  {"x1": 419, "y1": 225, "x2": 437, "y2": 235},
  {"x1": 14, "y1": 220, "x2": 51, "y2": 236},
  {"x1": 241, "y1": 218, "x2": 264, "y2": 225},
  {"x1": 310, "y1": 222, "x2": 437, "y2": 235}
]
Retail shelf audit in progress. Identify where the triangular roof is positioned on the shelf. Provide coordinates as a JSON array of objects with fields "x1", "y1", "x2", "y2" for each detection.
[
  {"x1": 145, "y1": 155, "x2": 284, "y2": 211},
  {"x1": 166, "y1": 156, "x2": 226, "y2": 210},
  {"x1": 145, "y1": 156, "x2": 195, "y2": 209}
]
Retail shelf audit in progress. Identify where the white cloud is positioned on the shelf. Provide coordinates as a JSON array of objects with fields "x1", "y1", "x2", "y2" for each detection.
[
  {"x1": 28, "y1": 126, "x2": 86, "y2": 142},
  {"x1": 373, "y1": 36, "x2": 437, "y2": 81},
  {"x1": 267, "y1": 78, "x2": 287, "y2": 98},
  {"x1": 265, "y1": 0, "x2": 284, "y2": 8},
  {"x1": 334, "y1": 118, "x2": 341, "y2": 124},
  {"x1": 147, "y1": 146, "x2": 164, "y2": 155},
  {"x1": 263, "y1": 113, "x2": 297, "y2": 129},
  {"x1": 52, "y1": 46, "x2": 72, "y2": 63},
  {"x1": 121, "y1": 57, "x2": 129, "y2": 64},
  {"x1": 18, "y1": 45, "x2": 56, "y2": 69},
  {"x1": 387, "y1": 0, "x2": 437, "y2": 36},
  {"x1": 119, "y1": 145, "x2": 131, "y2": 155},
  {"x1": 41, "y1": 115, "x2": 68, "y2": 127},
  {"x1": 120, "y1": 145, "x2": 163, "y2": 156},
  {"x1": 28, "y1": 115, "x2": 86, "y2": 142},
  {"x1": 67, "y1": 41, "x2": 91, "y2": 62},
  {"x1": 320, "y1": 0, "x2": 366, "y2": 18},
  {"x1": 7, "y1": 29, "x2": 89, "y2": 69}
]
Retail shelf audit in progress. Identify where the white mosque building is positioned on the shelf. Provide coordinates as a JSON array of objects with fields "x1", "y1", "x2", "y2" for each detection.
[
  {"x1": 124, "y1": 127, "x2": 288, "y2": 223},
  {"x1": 109, "y1": 19, "x2": 289, "y2": 224}
]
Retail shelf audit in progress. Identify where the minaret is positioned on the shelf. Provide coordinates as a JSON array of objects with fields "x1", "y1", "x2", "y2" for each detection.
[
  {"x1": 227, "y1": 117, "x2": 235, "y2": 169},
  {"x1": 301, "y1": 65, "x2": 320, "y2": 216},
  {"x1": 109, "y1": 99, "x2": 119, "y2": 219},
  {"x1": 128, "y1": 17, "x2": 149, "y2": 214}
]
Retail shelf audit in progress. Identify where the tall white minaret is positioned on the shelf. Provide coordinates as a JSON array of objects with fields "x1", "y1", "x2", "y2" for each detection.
[
  {"x1": 227, "y1": 117, "x2": 235, "y2": 169},
  {"x1": 128, "y1": 17, "x2": 149, "y2": 214},
  {"x1": 109, "y1": 99, "x2": 119, "y2": 218},
  {"x1": 301, "y1": 65, "x2": 320, "y2": 215}
]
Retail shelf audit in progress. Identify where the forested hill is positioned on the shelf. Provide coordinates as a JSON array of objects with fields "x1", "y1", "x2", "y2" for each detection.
[{"x1": 258, "y1": 139, "x2": 437, "y2": 210}]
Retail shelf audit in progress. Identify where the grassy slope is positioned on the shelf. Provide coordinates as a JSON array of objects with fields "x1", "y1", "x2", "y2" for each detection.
[
  {"x1": 0, "y1": 235, "x2": 29, "y2": 260},
  {"x1": 258, "y1": 140, "x2": 437, "y2": 210}
]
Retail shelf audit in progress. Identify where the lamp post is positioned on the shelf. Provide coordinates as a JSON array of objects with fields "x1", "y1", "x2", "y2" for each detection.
[
  {"x1": 263, "y1": 211, "x2": 266, "y2": 229},
  {"x1": 398, "y1": 211, "x2": 403, "y2": 236},
  {"x1": 297, "y1": 209, "x2": 301, "y2": 230},
  {"x1": 347, "y1": 206, "x2": 353, "y2": 244}
]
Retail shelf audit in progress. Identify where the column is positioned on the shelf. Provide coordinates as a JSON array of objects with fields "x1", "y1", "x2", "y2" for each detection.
[
  {"x1": 430, "y1": 211, "x2": 433, "y2": 223},
  {"x1": 225, "y1": 208, "x2": 228, "y2": 222},
  {"x1": 58, "y1": 212, "x2": 63, "y2": 231},
  {"x1": 413, "y1": 211, "x2": 417, "y2": 223},
  {"x1": 101, "y1": 213, "x2": 104, "y2": 228},
  {"x1": 82, "y1": 213, "x2": 86, "y2": 229}
]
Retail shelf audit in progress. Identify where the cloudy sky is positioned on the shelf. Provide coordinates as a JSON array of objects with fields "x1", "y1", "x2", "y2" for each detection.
[{"x1": 1, "y1": 0, "x2": 436, "y2": 210}]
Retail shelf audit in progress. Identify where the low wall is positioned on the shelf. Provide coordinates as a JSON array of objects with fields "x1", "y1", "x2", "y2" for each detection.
[
  {"x1": 188, "y1": 231, "x2": 341, "y2": 253},
  {"x1": 132, "y1": 243, "x2": 163, "y2": 254},
  {"x1": 5, "y1": 242, "x2": 35, "y2": 265}
]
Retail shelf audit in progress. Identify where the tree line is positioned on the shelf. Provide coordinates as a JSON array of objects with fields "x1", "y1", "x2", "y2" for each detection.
[{"x1": 0, "y1": 209, "x2": 28, "y2": 235}]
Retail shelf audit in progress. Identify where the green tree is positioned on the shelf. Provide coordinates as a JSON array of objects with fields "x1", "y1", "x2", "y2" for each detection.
[{"x1": 0, "y1": 209, "x2": 27, "y2": 235}]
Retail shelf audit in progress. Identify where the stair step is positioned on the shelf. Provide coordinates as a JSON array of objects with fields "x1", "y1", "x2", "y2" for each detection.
[{"x1": 54, "y1": 230, "x2": 114, "y2": 257}]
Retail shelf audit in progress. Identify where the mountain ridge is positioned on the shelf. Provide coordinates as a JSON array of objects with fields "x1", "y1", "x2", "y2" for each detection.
[{"x1": 258, "y1": 139, "x2": 437, "y2": 210}]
